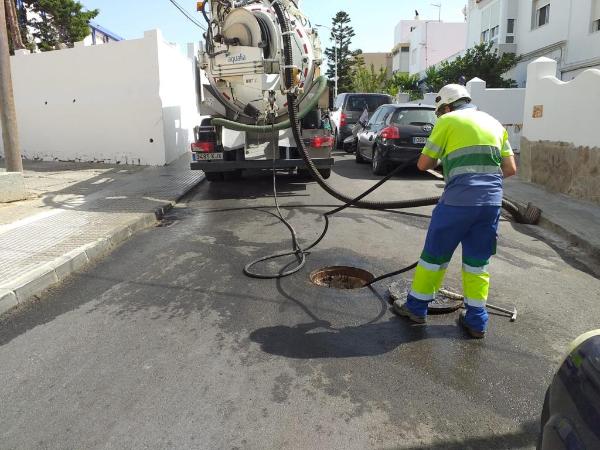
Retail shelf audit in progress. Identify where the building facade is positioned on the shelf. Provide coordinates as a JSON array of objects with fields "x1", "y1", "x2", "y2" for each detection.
[
  {"x1": 14, "y1": 1, "x2": 123, "y2": 49},
  {"x1": 84, "y1": 22, "x2": 124, "y2": 46},
  {"x1": 466, "y1": 0, "x2": 600, "y2": 86},
  {"x1": 360, "y1": 52, "x2": 393, "y2": 78},
  {"x1": 391, "y1": 19, "x2": 467, "y2": 76}
]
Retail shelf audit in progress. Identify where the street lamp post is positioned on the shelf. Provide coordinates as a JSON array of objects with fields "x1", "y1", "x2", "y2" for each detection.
[{"x1": 315, "y1": 24, "x2": 338, "y2": 98}]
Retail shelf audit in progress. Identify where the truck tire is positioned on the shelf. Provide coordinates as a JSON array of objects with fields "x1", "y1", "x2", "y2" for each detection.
[
  {"x1": 318, "y1": 168, "x2": 331, "y2": 179},
  {"x1": 205, "y1": 172, "x2": 224, "y2": 182}
]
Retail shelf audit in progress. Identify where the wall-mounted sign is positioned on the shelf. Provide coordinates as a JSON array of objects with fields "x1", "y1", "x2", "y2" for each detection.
[{"x1": 532, "y1": 105, "x2": 544, "y2": 118}]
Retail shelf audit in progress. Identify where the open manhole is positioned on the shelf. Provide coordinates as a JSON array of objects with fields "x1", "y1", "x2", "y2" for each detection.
[{"x1": 310, "y1": 266, "x2": 374, "y2": 290}]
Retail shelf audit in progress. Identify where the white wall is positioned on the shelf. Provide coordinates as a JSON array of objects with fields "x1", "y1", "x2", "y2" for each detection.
[
  {"x1": 466, "y1": 77, "x2": 525, "y2": 150},
  {"x1": 522, "y1": 57, "x2": 600, "y2": 148},
  {"x1": 0, "y1": 30, "x2": 201, "y2": 166},
  {"x1": 408, "y1": 22, "x2": 467, "y2": 75}
]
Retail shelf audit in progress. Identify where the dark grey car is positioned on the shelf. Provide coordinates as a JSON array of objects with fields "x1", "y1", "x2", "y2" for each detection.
[
  {"x1": 330, "y1": 93, "x2": 393, "y2": 149},
  {"x1": 354, "y1": 104, "x2": 436, "y2": 175}
]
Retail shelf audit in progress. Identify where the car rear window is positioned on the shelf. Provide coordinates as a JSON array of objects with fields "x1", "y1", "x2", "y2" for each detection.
[
  {"x1": 346, "y1": 95, "x2": 391, "y2": 112},
  {"x1": 391, "y1": 108, "x2": 436, "y2": 126}
]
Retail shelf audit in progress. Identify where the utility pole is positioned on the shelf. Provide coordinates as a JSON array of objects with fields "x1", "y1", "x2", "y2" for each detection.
[
  {"x1": 316, "y1": 24, "x2": 339, "y2": 98},
  {"x1": 0, "y1": 0, "x2": 23, "y2": 172},
  {"x1": 432, "y1": 3, "x2": 441, "y2": 22}
]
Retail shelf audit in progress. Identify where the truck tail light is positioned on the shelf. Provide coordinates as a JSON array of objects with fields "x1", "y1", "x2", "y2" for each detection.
[
  {"x1": 192, "y1": 125, "x2": 218, "y2": 153},
  {"x1": 310, "y1": 135, "x2": 334, "y2": 148},
  {"x1": 380, "y1": 126, "x2": 400, "y2": 140},
  {"x1": 340, "y1": 113, "x2": 347, "y2": 127},
  {"x1": 191, "y1": 141, "x2": 215, "y2": 153}
]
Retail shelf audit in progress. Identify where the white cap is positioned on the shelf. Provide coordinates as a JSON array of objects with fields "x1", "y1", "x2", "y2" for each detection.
[{"x1": 435, "y1": 84, "x2": 471, "y2": 113}]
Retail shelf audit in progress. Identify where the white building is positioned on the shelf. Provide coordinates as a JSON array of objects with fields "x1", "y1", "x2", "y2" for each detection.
[
  {"x1": 466, "y1": 0, "x2": 600, "y2": 86},
  {"x1": 83, "y1": 21, "x2": 124, "y2": 46},
  {"x1": 391, "y1": 18, "x2": 467, "y2": 76}
]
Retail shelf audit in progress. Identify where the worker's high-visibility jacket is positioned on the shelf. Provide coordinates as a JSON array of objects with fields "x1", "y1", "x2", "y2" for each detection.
[{"x1": 422, "y1": 105, "x2": 514, "y2": 207}]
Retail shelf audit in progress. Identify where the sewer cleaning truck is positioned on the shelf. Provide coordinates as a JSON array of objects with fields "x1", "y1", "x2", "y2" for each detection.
[{"x1": 190, "y1": 0, "x2": 334, "y2": 181}]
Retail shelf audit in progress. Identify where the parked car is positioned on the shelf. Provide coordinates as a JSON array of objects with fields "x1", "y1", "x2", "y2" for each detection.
[
  {"x1": 330, "y1": 93, "x2": 393, "y2": 149},
  {"x1": 538, "y1": 330, "x2": 600, "y2": 450},
  {"x1": 354, "y1": 103, "x2": 436, "y2": 175}
]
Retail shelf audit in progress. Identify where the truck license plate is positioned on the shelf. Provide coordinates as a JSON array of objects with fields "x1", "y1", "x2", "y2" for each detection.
[
  {"x1": 413, "y1": 137, "x2": 427, "y2": 144},
  {"x1": 193, "y1": 152, "x2": 223, "y2": 161}
]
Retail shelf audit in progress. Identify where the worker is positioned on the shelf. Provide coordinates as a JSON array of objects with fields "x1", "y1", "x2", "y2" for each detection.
[{"x1": 393, "y1": 84, "x2": 517, "y2": 338}]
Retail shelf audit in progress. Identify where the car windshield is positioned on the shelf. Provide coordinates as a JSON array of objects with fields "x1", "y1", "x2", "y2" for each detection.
[
  {"x1": 346, "y1": 96, "x2": 391, "y2": 112},
  {"x1": 391, "y1": 108, "x2": 436, "y2": 126}
]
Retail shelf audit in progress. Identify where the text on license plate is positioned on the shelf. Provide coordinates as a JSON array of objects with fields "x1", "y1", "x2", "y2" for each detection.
[
  {"x1": 413, "y1": 137, "x2": 427, "y2": 145},
  {"x1": 193, "y1": 152, "x2": 223, "y2": 161}
]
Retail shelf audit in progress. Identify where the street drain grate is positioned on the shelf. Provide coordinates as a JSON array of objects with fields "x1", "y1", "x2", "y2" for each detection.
[{"x1": 310, "y1": 266, "x2": 374, "y2": 290}]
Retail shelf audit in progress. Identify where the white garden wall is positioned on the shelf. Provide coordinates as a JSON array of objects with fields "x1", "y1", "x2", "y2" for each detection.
[
  {"x1": 520, "y1": 57, "x2": 600, "y2": 204},
  {"x1": 0, "y1": 30, "x2": 201, "y2": 166},
  {"x1": 466, "y1": 77, "x2": 525, "y2": 151}
]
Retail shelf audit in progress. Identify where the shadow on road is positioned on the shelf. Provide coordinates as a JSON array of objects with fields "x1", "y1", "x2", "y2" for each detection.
[{"x1": 386, "y1": 420, "x2": 539, "y2": 450}]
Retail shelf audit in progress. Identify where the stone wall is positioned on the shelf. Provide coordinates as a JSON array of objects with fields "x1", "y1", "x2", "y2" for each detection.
[{"x1": 520, "y1": 138, "x2": 600, "y2": 204}]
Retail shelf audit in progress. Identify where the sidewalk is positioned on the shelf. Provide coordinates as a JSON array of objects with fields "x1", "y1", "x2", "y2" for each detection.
[
  {"x1": 504, "y1": 177, "x2": 600, "y2": 260},
  {"x1": 0, "y1": 155, "x2": 204, "y2": 316}
]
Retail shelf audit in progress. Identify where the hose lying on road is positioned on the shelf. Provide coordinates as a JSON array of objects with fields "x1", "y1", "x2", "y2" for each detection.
[
  {"x1": 214, "y1": 1, "x2": 538, "y2": 224},
  {"x1": 240, "y1": 1, "x2": 540, "y2": 281}
]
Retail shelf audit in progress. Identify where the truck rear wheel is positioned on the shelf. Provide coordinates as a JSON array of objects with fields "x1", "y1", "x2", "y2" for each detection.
[
  {"x1": 205, "y1": 172, "x2": 224, "y2": 182},
  {"x1": 318, "y1": 168, "x2": 331, "y2": 179}
]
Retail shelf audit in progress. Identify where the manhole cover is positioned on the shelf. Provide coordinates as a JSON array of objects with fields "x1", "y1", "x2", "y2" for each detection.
[{"x1": 310, "y1": 266, "x2": 374, "y2": 290}]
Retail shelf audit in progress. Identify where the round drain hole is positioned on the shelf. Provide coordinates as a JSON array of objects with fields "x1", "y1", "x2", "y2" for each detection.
[{"x1": 310, "y1": 266, "x2": 374, "y2": 290}]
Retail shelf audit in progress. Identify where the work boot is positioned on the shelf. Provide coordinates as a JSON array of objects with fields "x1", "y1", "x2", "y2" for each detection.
[
  {"x1": 392, "y1": 301, "x2": 426, "y2": 324},
  {"x1": 459, "y1": 311, "x2": 486, "y2": 339}
]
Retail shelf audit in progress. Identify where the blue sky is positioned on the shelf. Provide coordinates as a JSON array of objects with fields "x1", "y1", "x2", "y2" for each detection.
[{"x1": 80, "y1": 0, "x2": 467, "y2": 53}]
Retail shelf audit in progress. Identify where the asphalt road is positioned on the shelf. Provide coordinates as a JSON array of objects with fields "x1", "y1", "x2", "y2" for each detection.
[{"x1": 2, "y1": 152, "x2": 599, "y2": 449}]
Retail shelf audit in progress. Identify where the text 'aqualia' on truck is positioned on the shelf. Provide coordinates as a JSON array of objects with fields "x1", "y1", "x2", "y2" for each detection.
[{"x1": 190, "y1": 0, "x2": 334, "y2": 182}]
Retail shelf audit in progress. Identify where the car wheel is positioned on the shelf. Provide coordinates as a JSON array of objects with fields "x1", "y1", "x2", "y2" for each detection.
[
  {"x1": 355, "y1": 146, "x2": 365, "y2": 164},
  {"x1": 344, "y1": 138, "x2": 356, "y2": 154},
  {"x1": 372, "y1": 147, "x2": 389, "y2": 175},
  {"x1": 318, "y1": 168, "x2": 331, "y2": 179}
]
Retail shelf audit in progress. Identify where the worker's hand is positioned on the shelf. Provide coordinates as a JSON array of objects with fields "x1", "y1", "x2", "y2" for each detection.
[
  {"x1": 417, "y1": 154, "x2": 438, "y2": 172},
  {"x1": 501, "y1": 155, "x2": 517, "y2": 178}
]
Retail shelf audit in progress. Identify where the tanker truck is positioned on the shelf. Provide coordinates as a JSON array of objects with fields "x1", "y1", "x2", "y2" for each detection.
[{"x1": 190, "y1": 0, "x2": 334, "y2": 181}]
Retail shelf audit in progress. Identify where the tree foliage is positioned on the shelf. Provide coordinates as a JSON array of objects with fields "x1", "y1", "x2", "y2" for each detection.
[
  {"x1": 424, "y1": 43, "x2": 520, "y2": 92},
  {"x1": 385, "y1": 72, "x2": 421, "y2": 100},
  {"x1": 22, "y1": 0, "x2": 98, "y2": 51},
  {"x1": 351, "y1": 64, "x2": 388, "y2": 93},
  {"x1": 324, "y1": 11, "x2": 362, "y2": 94}
]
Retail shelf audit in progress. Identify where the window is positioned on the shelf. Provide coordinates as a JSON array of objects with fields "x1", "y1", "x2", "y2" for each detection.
[
  {"x1": 593, "y1": 0, "x2": 600, "y2": 32},
  {"x1": 507, "y1": 18, "x2": 515, "y2": 34},
  {"x1": 533, "y1": 1, "x2": 550, "y2": 28},
  {"x1": 368, "y1": 109, "x2": 384, "y2": 126},
  {"x1": 505, "y1": 18, "x2": 515, "y2": 43},
  {"x1": 391, "y1": 108, "x2": 436, "y2": 126},
  {"x1": 347, "y1": 95, "x2": 392, "y2": 112},
  {"x1": 401, "y1": 47, "x2": 409, "y2": 53},
  {"x1": 481, "y1": 29, "x2": 489, "y2": 42},
  {"x1": 490, "y1": 25, "x2": 499, "y2": 42}
]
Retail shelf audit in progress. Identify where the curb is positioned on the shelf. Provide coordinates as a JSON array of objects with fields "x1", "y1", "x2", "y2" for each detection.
[
  {"x1": 0, "y1": 177, "x2": 203, "y2": 318},
  {"x1": 504, "y1": 194, "x2": 600, "y2": 261}
]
